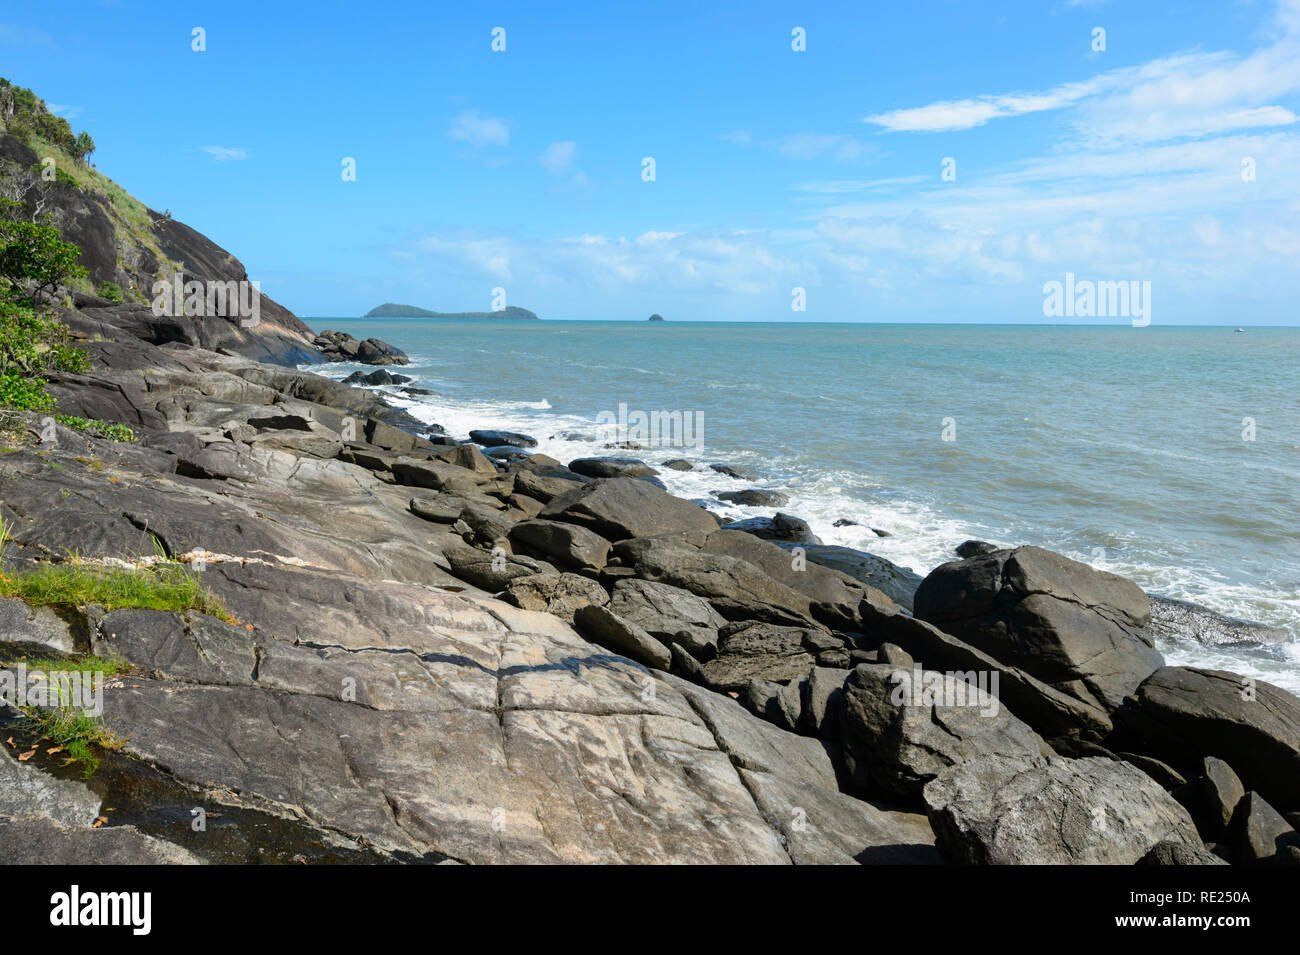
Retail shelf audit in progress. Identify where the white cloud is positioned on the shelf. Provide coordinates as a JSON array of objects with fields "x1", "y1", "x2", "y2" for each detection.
[
  {"x1": 448, "y1": 110, "x2": 510, "y2": 148},
  {"x1": 539, "y1": 140, "x2": 578, "y2": 175},
  {"x1": 47, "y1": 103, "x2": 82, "y2": 119},
  {"x1": 865, "y1": 0, "x2": 1300, "y2": 143},
  {"x1": 720, "y1": 130, "x2": 753, "y2": 144},
  {"x1": 770, "y1": 132, "x2": 875, "y2": 162},
  {"x1": 201, "y1": 146, "x2": 249, "y2": 161}
]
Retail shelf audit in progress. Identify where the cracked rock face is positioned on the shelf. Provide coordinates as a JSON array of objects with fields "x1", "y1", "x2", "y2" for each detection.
[
  {"x1": 923, "y1": 754, "x2": 1203, "y2": 864},
  {"x1": 913, "y1": 546, "x2": 1162, "y2": 714},
  {"x1": 840, "y1": 664, "x2": 1043, "y2": 800}
]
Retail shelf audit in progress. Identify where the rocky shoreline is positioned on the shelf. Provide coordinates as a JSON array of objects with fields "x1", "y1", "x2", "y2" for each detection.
[{"x1": 1, "y1": 295, "x2": 1298, "y2": 865}]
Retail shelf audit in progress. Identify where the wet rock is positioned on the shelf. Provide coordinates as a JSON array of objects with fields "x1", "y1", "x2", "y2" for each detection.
[
  {"x1": 954, "y1": 540, "x2": 1000, "y2": 559},
  {"x1": 568, "y1": 457, "x2": 658, "y2": 479},
  {"x1": 714, "y1": 489, "x2": 791, "y2": 508},
  {"x1": 470, "y1": 429, "x2": 538, "y2": 449},
  {"x1": 725, "y1": 512, "x2": 820, "y2": 544},
  {"x1": 709, "y1": 464, "x2": 756, "y2": 480}
]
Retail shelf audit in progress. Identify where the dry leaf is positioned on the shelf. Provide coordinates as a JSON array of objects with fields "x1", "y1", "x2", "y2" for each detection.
[
  {"x1": 92, "y1": 816, "x2": 107, "y2": 828},
  {"x1": 46, "y1": 745, "x2": 66, "y2": 755},
  {"x1": 17, "y1": 747, "x2": 37, "y2": 761}
]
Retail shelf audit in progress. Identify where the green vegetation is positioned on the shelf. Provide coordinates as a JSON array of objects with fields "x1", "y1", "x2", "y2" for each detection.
[
  {"x1": 0, "y1": 515, "x2": 235, "y2": 623},
  {"x1": 1, "y1": 77, "x2": 179, "y2": 295},
  {"x1": 54, "y1": 414, "x2": 136, "y2": 442},
  {"x1": 0, "y1": 200, "x2": 88, "y2": 306},
  {"x1": 25, "y1": 702, "x2": 126, "y2": 778},
  {"x1": 0, "y1": 558, "x2": 234, "y2": 622},
  {"x1": 95, "y1": 280, "x2": 123, "y2": 302}
]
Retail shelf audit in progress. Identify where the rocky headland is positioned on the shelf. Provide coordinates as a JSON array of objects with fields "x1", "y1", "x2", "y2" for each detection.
[{"x1": 0, "y1": 85, "x2": 1297, "y2": 866}]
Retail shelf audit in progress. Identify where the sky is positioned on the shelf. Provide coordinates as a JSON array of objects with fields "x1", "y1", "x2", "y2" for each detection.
[{"x1": 4, "y1": 0, "x2": 1299, "y2": 323}]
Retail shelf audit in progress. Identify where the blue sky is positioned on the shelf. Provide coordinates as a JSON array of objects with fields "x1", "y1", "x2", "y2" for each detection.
[{"x1": 5, "y1": 0, "x2": 1299, "y2": 322}]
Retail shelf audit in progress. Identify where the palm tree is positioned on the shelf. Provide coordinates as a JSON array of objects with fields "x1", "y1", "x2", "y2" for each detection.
[{"x1": 72, "y1": 131, "x2": 95, "y2": 165}]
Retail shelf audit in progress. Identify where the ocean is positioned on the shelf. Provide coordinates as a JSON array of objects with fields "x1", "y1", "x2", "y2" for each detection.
[{"x1": 304, "y1": 319, "x2": 1300, "y2": 693}]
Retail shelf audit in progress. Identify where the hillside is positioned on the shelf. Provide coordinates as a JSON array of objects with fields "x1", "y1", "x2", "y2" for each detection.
[
  {"x1": 364, "y1": 302, "x2": 539, "y2": 320},
  {"x1": 0, "y1": 78, "x2": 319, "y2": 364}
]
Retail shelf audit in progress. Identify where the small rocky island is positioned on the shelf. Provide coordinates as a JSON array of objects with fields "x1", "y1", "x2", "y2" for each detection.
[
  {"x1": 364, "y1": 303, "x2": 539, "y2": 320},
  {"x1": 648, "y1": 313, "x2": 665, "y2": 321}
]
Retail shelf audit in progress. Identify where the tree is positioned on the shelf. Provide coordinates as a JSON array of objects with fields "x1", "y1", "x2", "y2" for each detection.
[
  {"x1": 0, "y1": 200, "x2": 87, "y2": 306},
  {"x1": 72, "y1": 130, "x2": 95, "y2": 165}
]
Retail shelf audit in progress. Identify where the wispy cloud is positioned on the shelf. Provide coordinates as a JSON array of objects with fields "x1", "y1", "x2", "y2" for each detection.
[
  {"x1": 47, "y1": 103, "x2": 82, "y2": 119},
  {"x1": 865, "y1": 0, "x2": 1300, "y2": 143},
  {"x1": 539, "y1": 140, "x2": 578, "y2": 176},
  {"x1": 201, "y1": 146, "x2": 249, "y2": 161},
  {"x1": 448, "y1": 109, "x2": 510, "y2": 148},
  {"x1": 0, "y1": 23, "x2": 56, "y2": 50},
  {"x1": 770, "y1": 132, "x2": 875, "y2": 163}
]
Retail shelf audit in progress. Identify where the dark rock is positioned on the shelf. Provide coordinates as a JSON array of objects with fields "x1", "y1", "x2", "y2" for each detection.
[
  {"x1": 714, "y1": 489, "x2": 791, "y2": 507},
  {"x1": 573, "y1": 605, "x2": 671, "y2": 671},
  {"x1": 833, "y1": 519, "x2": 858, "y2": 527},
  {"x1": 772, "y1": 543, "x2": 922, "y2": 611},
  {"x1": 841, "y1": 664, "x2": 1041, "y2": 800},
  {"x1": 408, "y1": 496, "x2": 463, "y2": 523},
  {"x1": 700, "y1": 621, "x2": 822, "y2": 691},
  {"x1": 470, "y1": 429, "x2": 538, "y2": 449},
  {"x1": 442, "y1": 542, "x2": 552, "y2": 591},
  {"x1": 914, "y1": 546, "x2": 1161, "y2": 713},
  {"x1": 877, "y1": 643, "x2": 914, "y2": 668},
  {"x1": 1200, "y1": 757, "x2": 1247, "y2": 838},
  {"x1": 955, "y1": 540, "x2": 1000, "y2": 558},
  {"x1": 724, "y1": 512, "x2": 820, "y2": 544},
  {"x1": 742, "y1": 679, "x2": 804, "y2": 733},
  {"x1": 568, "y1": 457, "x2": 658, "y2": 479},
  {"x1": 709, "y1": 464, "x2": 756, "y2": 480},
  {"x1": 661, "y1": 459, "x2": 693, "y2": 471},
  {"x1": 924, "y1": 754, "x2": 1203, "y2": 864},
  {"x1": 483, "y1": 446, "x2": 532, "y2": 464},
  {"x1": 502, "y1": 573, "x2": 609, "y2": 623},
  {"x1": 539, "y1": 478, "x2": 718, "y2": 542},
  {"x1": 508, "y1": 519, "x2": 611, "y2": 573},
  {"x1": 1113, "y1": 666, "x2": 1300, "y2": 814},
  {"x1": 1117, "y1": 752, "x2": 1187, "y2": 790},
  {"x1": 607, "y1": 579, "x2": 725, "y2": 656},
  {"x1": 1229, "y1": 792, "x2": 1300, "y2": 863},
  {"x1": 1137, "y1": 839, "x2": 1229, "y2": 866},
  {"x1": 1147, "y1": 595, "x2": 1290, "y2": 649},
  {"x1": 856, "y1": 599, "x2": 1113, "y2": 748}
]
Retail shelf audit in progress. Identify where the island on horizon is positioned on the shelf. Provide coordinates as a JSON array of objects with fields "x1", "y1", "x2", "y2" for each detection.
[{"x1": 363, "y1": 302, "x2": 540, "y2": 320}]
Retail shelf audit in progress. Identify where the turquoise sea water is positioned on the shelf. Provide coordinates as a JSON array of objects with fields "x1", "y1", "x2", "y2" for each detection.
[{"x1": 307, "y1": 320, "x2": 1300, "y2": 692}]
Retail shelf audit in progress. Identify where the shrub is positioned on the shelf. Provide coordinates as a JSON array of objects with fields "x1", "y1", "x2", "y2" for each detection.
[
  {"x1": 0, "y1": 370, "x2": 53, "y2": 411},
  {"x1": 96, "y1": 280, "x2": 123, "y2": 302}
]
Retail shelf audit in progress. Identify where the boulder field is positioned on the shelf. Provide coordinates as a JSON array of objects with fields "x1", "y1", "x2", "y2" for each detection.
[{"x1": 1, "y1": 303, "x2": 1297, "y2": 865}]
